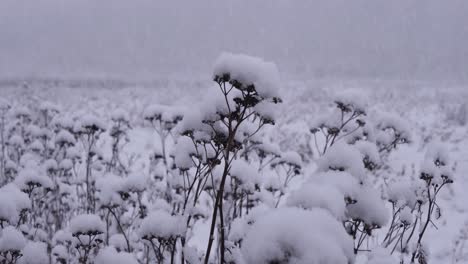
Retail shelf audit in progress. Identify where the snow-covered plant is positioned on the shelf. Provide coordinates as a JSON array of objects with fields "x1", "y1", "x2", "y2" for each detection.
[
  {"x1": 0, "y1": 226, "x2": 26, "y2": 264},
  {"x1": 144, "y1": 104, "x2": 182, "y2": 169},
  {"x1": 70, "y1": 214, "x2": 105, "y2": 263},
  {"x1": 242, "y1": 207, "x2": 354, "y2": 264},
  {"x1": 375, "y1": 114, "x2": 412, "y2": 154},
  {"x1": 140, "y1": 210, "x2": 185, "y2": 263},
  {"x1": 106, "y1": 109, "x2": 132, "y2": 175},
  {"x1": 183, "y1": 53, "x2": 282, "y2": 263},
  {"x1": 310, "y1": 95, "x2": 366, "y2": 156},
  {"x1": 74, "y1": 115, "x2": 106, "y2": 213}
]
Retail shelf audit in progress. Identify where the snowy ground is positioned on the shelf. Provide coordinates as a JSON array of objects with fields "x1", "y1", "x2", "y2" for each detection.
[{"x1": 0, "y1": 76, "x2": 467, "y2": 263}]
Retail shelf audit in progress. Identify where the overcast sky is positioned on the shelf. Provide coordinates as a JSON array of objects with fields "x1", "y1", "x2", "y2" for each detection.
[{"x1": 1, "y1": 0, "x2": 467, "y2": 81}]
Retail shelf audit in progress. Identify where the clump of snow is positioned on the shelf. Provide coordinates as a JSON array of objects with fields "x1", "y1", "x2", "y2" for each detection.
[
  {"x1": 347, "y1": 186, "x2": 389, "y2": 227},
  {"x1": 213, "y1": 52, "x2": 280, "y2": 99},
  {"x1": 256, "y1": 141, "x2": 281, "y2": 158},
  {"x1": 386, "y1": 180, "x2": 419, "y2": 207},
  {"x1": 52, "y1": 230, "x2": 73, "y2": 246},
  {"x1": 111, "y1": 108, "x2": 130, "y2": 122},
  {"x1": 276, "y1": 151, "x2": 302, "y2": 168},
  {"x1": 242, "y1": 207, "x2": 354, "y2": 264},
  {"x1": 51, "y1": 115, "x2": 74, "y2": 131},
  {"x1": 354, "y1": 141, "x2": 381, "y2": 170},
  {"x1": 311, "y1": 171, "x2": 360, "y2": 199},
  {"x1": 425, "y1": 141, "x2": 450, "y2": 166},
  {"x1": 29, "y1": 140, "x2": 44, "y2": 152},
  {"x1": 139, "y1": 210, "x2": 186, "y2": 239},
  {"x1": 0, "y1": 184, "x2": 31, "y2": 224},
  {"x1": 95, "y1": 246, "x2": 139, "y2": 264},
  {"x1": 14, "y1": 168, "x2": 53, "y2": 191},
  {"x1": 69, "y1": 214, "x2": 105, "y2": 235},
  {"x1": 55, "y1": 130, "x2": 76, "y2": 146},
  {"x1": 96, "y1": 174, "x2": 124, "y2": 206},
  {"x1": 375, "y1": 113, "x2": 412, "y2": 148},
  {"x1": 75, "y1": 114, "x2": 106, "y2": 133},
  {"x1": 18, "y1": 242, "x2": 49, "y2": 264},
  {"x1": 51, "y1": 245, "x2": 68, "y2": 261},
  {"x1": 230, "y1": 159, "x2": 258, "y2": 186},
  {"x1": 334, "y1": 91, "x2": 367, "y2": 114},
  {"x1": 9, "y1": 135, "x2": 25, "y2": 148},
  {"x1": 59, "y1": 159, "x2": 74, "y2": 170},
  {"x1": 286, "y1": 182, "x2": 346, "y2": 220},
  {"x1": 173, "y1": 136, "x2": 197, "y2": 170},
  {"x1": 317, "y1": 143, "x2": 366, "y2": 181},
  {"x1": 400, "y1": 206, "x2": 413, "y2": 225},
  {"x1": 253, "y1": 100, "x2": 278, "y2": 123},
  {"x1": 0, "y1": 226, "x2": 26, "y2": 253},
  {"x1": 122, "y1": 173, "x2": 148, "y2": 193}
]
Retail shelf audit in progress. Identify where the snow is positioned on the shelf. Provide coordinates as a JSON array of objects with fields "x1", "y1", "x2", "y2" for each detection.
[
  {"x1": 230, "y1": 159, "x2": 258, "y2": 185},
  {"x1": 39, "y1": 101, "x2": 60, "y2": 113},
  {"x1": 173, "y1": 136, "x2": 197, "y2": 170},
  {"x1": 51, "y1": 244, "x2": 67, "y2": 260},
  {"x1": 55, "y1": 130, "x2": 76, "y2": 146},
  {"x1": 277, "y1": 151, "x2": 302, "y2": 168},
  {"x1": 109, "y1": 234, "x2": 128, "y2": 251},
  {"x1": 111, "y1": 108, "x2": 130, "y2": 122},
  {"x1": 310, "y1": 171, "x2": 360, "y2": 199},
  {"x1": 354, "y1": 141, "x2": 381, "y2": 169},
  {"x1": 59, "y1": 159, "x2": 74, "y2": 170},
  {"x1": 334, "y1": 91, "x2": 367, "y2": 114},
  {"x1": 18, "y1": 242, "x2": 49, "y2": 264},
  {"x1": 139, "y1": 210, "x2": 186, "y2": 239},
  {"x1": 96, "y1": 174, "x2": 125, "y2": 206},
  {"x1": 0, "y1": 49, "x2": 466, "y2": 264},
  {"x1": 242, "y1": 207, "x2": 354, "y2": 264},
  {"x1": 213, "y1": 52, "x2": 280, "y2": 99},
  {"x1": 375, "y1": 113, "x2": 412, "y2": 148},
  {"x1": 52, "y1": 230, "x2": 73, "y2": 246},
  {"x1": 347, "y1": 186, "x2": 389, "y2": 227},
  {"x1": 69, "y1": 214, "x2": 105, "y2": 235},
  {"x1": 0, "y1": 226, "x2": 26, "y2": 252},
  {"x1": 122, "y1": 173, "x2": 148, "y2": 193},
  {"x1": 366, "y1": 247, "x2": 398, "y2": 264},
  {"x1": 286, "y1": 182, "x2": 347, "y2": 220},
  {"x1": 386, "y1": 180, "x2": 420, "y2": 207},
  {"x1": 400, "y1": 206, "x2": 414, "y2": 225},
  {"x1": 95, "y1": 246, "x2": 139, "y2": 264},
  {"x1": 0, "y1": 183, "x2": 31, "y2": 214},
  {"x1": 14, "y1": 167, "x2": 53, "y2": 190},
  {"x1": 28, "y1": 140, "x2": 44, "y2": 152},
  {"x1": 317, "y1": 142, "x2": 366, "y2": 181},
  {"x1": 76, "y1": 114, "x2": 106, "y2": 133}
]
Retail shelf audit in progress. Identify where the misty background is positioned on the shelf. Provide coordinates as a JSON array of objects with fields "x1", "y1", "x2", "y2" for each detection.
[{"x1": 1, "y1": 0, "x2": 467, "y2": 82}]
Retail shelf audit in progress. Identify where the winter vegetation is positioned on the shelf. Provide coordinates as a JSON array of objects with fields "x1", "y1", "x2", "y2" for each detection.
[{"x1": 0, "y1": 51, "x2": 466, "y2": 264}]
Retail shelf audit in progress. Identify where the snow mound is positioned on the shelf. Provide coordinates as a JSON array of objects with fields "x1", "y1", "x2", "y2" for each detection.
[
  {"x1": 213, "y1": 52, "x2": 280, "y2": 98},
  {"x1": 18, "y1": 242, "x2": 49, "y2": 264},
  {"x1": 95, "y1": 246, "x2": 138, "y2": 264},
  {"x1": 0, "y1": 226, "x2": 26, "y2": 252},
  {"x1": 139, "y1": 210, "x2": 186, "y2": 239},
  {"x1": 242, "y1": 207, "x2": 354, "y2": 264},
  {"x1": 69, "y1": 214, "x2": 105, "y2": 235}
]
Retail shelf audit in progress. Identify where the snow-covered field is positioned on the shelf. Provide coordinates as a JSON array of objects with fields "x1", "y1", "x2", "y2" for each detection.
[{"x1": 0, "y1": 54, "x2": 467, "y2": 264}]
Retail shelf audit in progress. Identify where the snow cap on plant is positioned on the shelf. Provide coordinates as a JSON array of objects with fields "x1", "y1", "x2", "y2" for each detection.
[{"x1": 213, "y1": 52, "x2": 281, "y2": 100}]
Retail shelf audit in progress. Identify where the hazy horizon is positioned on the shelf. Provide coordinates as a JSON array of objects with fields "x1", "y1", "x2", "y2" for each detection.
[{"x1": 1, "y1": 0, "x2": 467, "y2": 82}]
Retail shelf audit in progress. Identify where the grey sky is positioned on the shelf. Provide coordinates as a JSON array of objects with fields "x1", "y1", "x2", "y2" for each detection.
[{"x1": 1, "y1": 0, "x2": 467, "y2": 81}]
